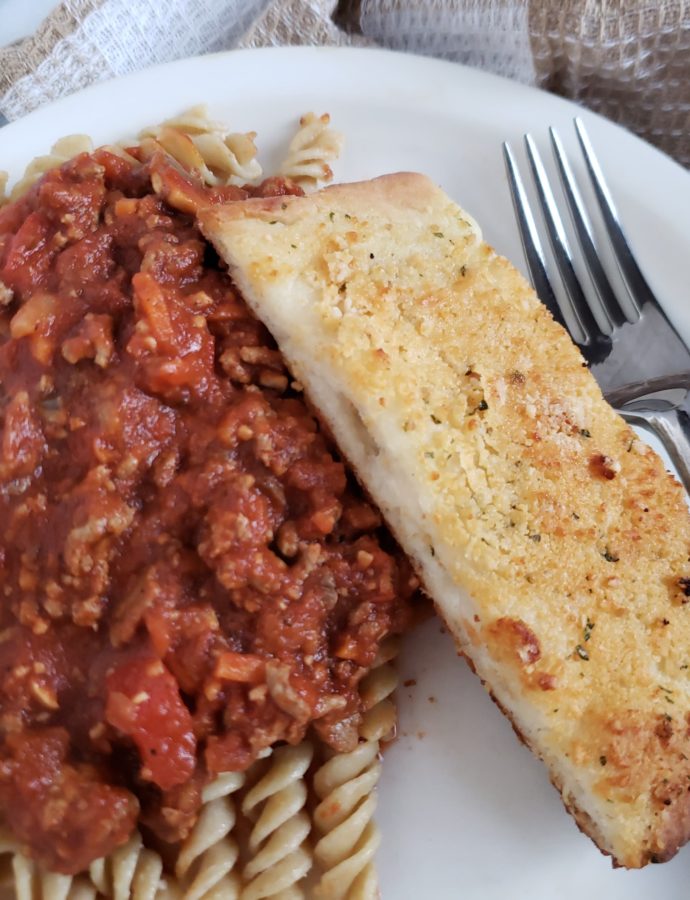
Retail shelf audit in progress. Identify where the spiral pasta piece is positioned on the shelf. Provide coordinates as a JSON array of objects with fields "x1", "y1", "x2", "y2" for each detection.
[
  {"x1": 139, "y1": 105, "x2": 263, "y2": 186},
  {"x1": 9, "y1": 853, "x2": 96, "y2": 900},
  {"x1": 150, "y1": 879, "x2": 183, "y2": 900},
  {"x1": 9, "y1": 135, "x2": 94, "y2": 202},
  {"x1": 311, "y1": 637, "x2": 400, "y2": 900},
  {"x1": 277, "y1": 113, "x2": 343, "y2": 189},
  {"x1": 174, "y1": 771, "x2": 246, "y2": 900},
  {"x1": 149, "y1": 105, "x2": 229, "y2": 136},
  {"x1": 89, "y1": 831, "x2": 163, "y2": 900},
  {"x1": 240, "y1": 742, "x2": 314, "y2": 900},
  {"x1": 357, "y1": 637, "x2": 400, "y2": 745},
  {"x1": 0, "y1": 106, "x2": 343, "y2": 208},
  {"x1": 0, "y1": 829, "x2": 93, "y2": 900}
]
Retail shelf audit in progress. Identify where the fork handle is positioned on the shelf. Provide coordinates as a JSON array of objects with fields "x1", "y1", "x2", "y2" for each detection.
[{"x1": 622, "y1": 407, "x2": 690, "y2": 495}]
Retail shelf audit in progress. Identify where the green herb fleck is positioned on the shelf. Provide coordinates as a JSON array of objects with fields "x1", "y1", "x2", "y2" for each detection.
[
  {"x1": 584, "y1": 618, "x2": 595, "y2": 642},
  {"x1": 344, "y1": 213, "x2": 352, "y2": 219},
  {"x1": 572, "y1": 512, "x2": 580, "y2": 520},
  {"x1": 659, "y1": 685, "x2": 673, "y2": 694},
  {"x1": 460, "y1": 265, "x2": 467, "y2": 277},
  {"x1": 429, "y1": 545, "x2": 436, "y2": 557},
  {"x1": 281, "y1": 202, "x2": 287, "y2": 210},
  {"x1": 425, "y1": 451, "x2": 435, "y2": 459},
  {"x1": 681, "y1": 664, "x2": 689, "y2": 670},
  {"x1": 290, "y1": 244, "x2": 297, "y2": 249},
  {"x1": 329, "y1": 211, "x2": 335, "y2": 221},
  {"x1": 269, "y1": 220, "x2": 278, "y2": 225},
  {"x1": 580, "y1": 428, "x2": 591, "y2": 438},
  {"x1": 433, "y1": 231, "x2": 444, "y2": 238},
  {"x1": 529, "y1": 533, "x2": 542, "y2": 543},
  {"x1": 575, "y1": 644, "x2": 590, "y2": 661},
  {"x1": 599, "y1": 755, "x2": 607, "y2": 766},
  {"x1": 430, "y1": 414, "x2": 442, "y2": 424}
]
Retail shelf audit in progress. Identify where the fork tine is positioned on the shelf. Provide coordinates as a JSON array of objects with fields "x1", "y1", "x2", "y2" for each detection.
[
  {"x1": 548, "y1": 127, "x2": 627, "y2": 330},
  {"x1": 502, "y1": 142, "x2": 567, "y2": 331},
  {"x1": 523, "y1": 134, "x2": 602, "y2": 346},
  {"x1": 573, "y1": 117, "x2": 654, "y2": 318}
]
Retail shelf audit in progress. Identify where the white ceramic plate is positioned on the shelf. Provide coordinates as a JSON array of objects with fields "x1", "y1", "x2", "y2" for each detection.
[{"x1": 1, "y1": 47, "x2": 689, "y2": 900}]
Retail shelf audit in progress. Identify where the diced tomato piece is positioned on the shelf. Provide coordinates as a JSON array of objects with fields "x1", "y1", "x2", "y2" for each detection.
[
  {"x1": 1, "y1": 211, "x2": 54, "y2": 293},
  {"x1": 205, "y1": 731, "x2": 253, "y2": 774},
  {"x1": 0, "y1": 728, "x2": 137, "y2": 875},
  {"x1": 105, "y1": 657, "x2": 195, "y2": 790},
  {"x1": 214, "y1": 651, "x2": 265, "y2": 683}
]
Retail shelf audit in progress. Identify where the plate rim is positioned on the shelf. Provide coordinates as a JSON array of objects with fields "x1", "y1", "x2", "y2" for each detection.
[
  {"x1": 1, "y1": 45, "x2": 688, "y2": 179},
  {"x1": 1, "y1": 43, "x2": 689, "y2": 899}
]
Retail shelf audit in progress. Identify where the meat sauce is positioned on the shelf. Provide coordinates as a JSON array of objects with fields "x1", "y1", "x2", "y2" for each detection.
[{"x1": 0, "y1": 150, "x2": 417, "y2": 873}]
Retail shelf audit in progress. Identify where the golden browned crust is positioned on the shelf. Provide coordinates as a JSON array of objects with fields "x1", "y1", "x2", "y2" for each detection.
[{"x1": 199, "y1": 173, "x2": 690, "y2": 867}]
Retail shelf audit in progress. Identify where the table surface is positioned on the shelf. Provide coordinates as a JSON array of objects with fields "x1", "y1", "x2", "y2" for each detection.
[{"x1": 0, "y1": 0, "x2": 55, "y2": 47}]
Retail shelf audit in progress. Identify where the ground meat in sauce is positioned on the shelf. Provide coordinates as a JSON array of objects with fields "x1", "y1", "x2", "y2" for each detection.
[{"x1": 0, "y1": 150, "x2": 418, "y2": 873}]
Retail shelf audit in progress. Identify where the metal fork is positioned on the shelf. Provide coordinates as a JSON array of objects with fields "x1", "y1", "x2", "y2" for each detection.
[{"x1": 503, "y1": 118, "x2": 690, "y2": 492}]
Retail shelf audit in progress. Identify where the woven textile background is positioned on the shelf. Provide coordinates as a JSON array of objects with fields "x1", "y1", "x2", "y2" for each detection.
[{"x1": 0, "y1": 0, "x2": 688, "y2": 165}]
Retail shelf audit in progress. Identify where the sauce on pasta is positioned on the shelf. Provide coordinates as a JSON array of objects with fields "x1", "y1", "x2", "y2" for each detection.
[{"x1": 0, "y1": 149, "x2": 417, "y2": 874}]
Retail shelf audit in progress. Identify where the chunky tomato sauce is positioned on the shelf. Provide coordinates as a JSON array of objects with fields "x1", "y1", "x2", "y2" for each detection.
[{"x1": 0, "y1": 151, "x2": 417, "y2": 873}]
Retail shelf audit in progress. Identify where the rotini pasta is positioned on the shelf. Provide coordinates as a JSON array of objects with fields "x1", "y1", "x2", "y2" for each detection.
[
  {"x1": 0, "y1": 830, "x2": 95, "y2": 900},
  {"x1": 89, "y1": 832, "x2": 163, "y2": 900},
  {"x1": 0, "y1": 107, "x2": 341, "y2": 212},
  {"x1": 8, "y1": 854, "x2": 96, "y2": 900},
  {"x1": 357, "y1": 637, "x2": 400, "y2": 746},
  {"x1": 0, "y1": 649, "x2": 399, "y2": 900},
  {"x1": 138, "y1": 106, "x2": 263, "y2": 187},
  {"x1": 277, "y1": 113, "x2": 343, "y2": 188},
  {"x1": 310, "y1": 638, "x2": 401, "y2": 900},
  {"x1": 8, "y1": 135, "x2": 94, "y2": 202},
  {"x1": 175, "y1": 771, "x2": 245, "y2": 900},
  {"x1": 148, "y1": 105, "x2": 230, "y2": 137},
  {"x1": 240, "y1": 742, "x2": 314, "y2": 900}
]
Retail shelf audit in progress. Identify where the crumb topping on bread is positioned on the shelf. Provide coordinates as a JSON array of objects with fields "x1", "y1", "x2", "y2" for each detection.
[{"x1": 200, "y1": 173, "x2": 690, "y2": 868}]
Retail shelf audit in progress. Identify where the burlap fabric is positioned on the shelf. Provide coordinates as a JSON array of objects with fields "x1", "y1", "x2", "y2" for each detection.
[{"x1": 0, "y1": 0, "x2": 688, "y2": 166}]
